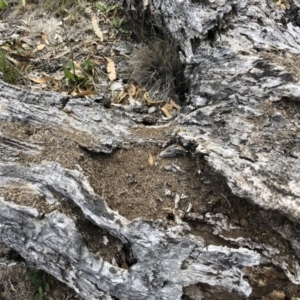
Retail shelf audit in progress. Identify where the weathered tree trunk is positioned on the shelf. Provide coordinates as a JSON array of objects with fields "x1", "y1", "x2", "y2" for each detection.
[{"x1": 1, "y1": 0, "x2": 300, "y2": 299}]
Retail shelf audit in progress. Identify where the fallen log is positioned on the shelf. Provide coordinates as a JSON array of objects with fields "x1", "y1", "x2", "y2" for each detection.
[{"x1": 1, "y1": 0, "x2": 300, "y2": 299}]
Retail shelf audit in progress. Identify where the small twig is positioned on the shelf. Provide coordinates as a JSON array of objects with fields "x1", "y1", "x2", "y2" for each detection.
[
  {"x1": 122, "y1": 186, "x2": 132, "y2": 196},
  {"x1": 132, "y1": 184, "x2": 139, "y2": 190},
  {"x1": 221, "y1": 193, "x2": 231, "y2": 207}
]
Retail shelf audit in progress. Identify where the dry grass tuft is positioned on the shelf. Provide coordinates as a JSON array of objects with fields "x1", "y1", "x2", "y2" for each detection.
[{"x1": 128, "y1": 37, "x2": 186, "y2": 102}]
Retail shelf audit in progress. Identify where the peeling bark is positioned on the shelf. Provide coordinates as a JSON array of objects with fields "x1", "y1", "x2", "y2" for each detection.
[
  {"x1": 0, "y1": 161, "x2": 259, "y2": 299},
  {"x1": 129, "y1": 0, "x2": 300, "y2": 222}
]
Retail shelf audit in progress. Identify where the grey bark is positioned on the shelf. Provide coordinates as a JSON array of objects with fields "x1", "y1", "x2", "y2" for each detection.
[
  {"x1": 129, "y1": 0, "x2": 300, "y2": 221},
  {"x1": 0, "y1": 82, "x2": 259, "y2": 299},
  {"x1": 1, "y1": 0, "x2": 300, "y2": 299}
]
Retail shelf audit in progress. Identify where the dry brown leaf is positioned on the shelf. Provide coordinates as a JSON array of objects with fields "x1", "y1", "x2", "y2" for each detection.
[
  {"x1": 148, "y1": 153, "x2": 154, "y2": 166},
  {"x1": 109, "y1": 9, "x2": 118, "y2": 20},
  {"x1": 145, "y1": 99, "x2": 164, "y2": 106},
  {"x1": 91, "y1": 15, "x2": 104, "y2": 42},
  {"x1": 93, "y1": 59, "x2": 106, "y2": 66},
  {"x1": 27, "y1": 76, "x2": 47, "y2": 84},
  {"x1": 21, "y1": 49, "x2": 33, "y2": 58},
  {"x1": 143, "y1": 91, "x2": 151, "y2": 102},
  {"x1": 0, "y1": 46, "x2": 11, "y2": 52},
  {"x1": 128, "y1": 83, "x2": 136, "y2": 96},
  {"x1": 161, "y1": 103, "x2": 174, "y2": 118},
  {"x1": 135, "y1": 85, "x2": 141, "y2": 95},
  {"x1": 41, "y1": 32, "x2": 49, "y2": 45},
  {"x1": 170, "y1": 99, "x2": 181, "y2": 110},
  {"x1": 33, "y1": 44, "x2": 46, "y2": 53},
  {"x1": 84, "y1": 40, "x2": 98, "y2": 47},
  {"x1": 143, "y1": 91, "x2": 164, "y2": 106},
  {"x1": 36, "y1": 44, "x2": 46, "y2": 51},
  {"x1": 6, "y1": 56, "x2": 19, "y2": 66},
  {"x1": 73, "y1": 90, "x2": 97, "y2": 98},
  {"x1": 106, "y1": 57, "x2": 116, "y2": 81},
  {"x1": 117, "y1": 89, "x2": 127, "y2": 103},
  {"x1": 13, "y1": 39, "x2": 22, "y2": 50},
  {"x1": 128, "y1": 82, "x2": 140, "y2": 97}
]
